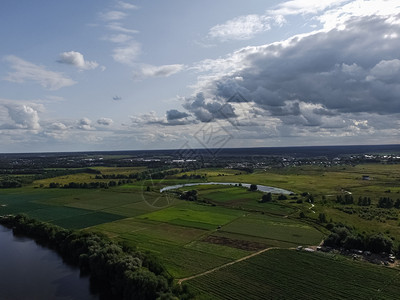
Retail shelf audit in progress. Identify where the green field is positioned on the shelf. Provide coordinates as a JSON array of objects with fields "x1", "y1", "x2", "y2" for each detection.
[
  {"x1": 1, "y1": 163, "x2": 400, "y2": 297},
  {"x1": 187, "y1": 249, "x2": 400, "y2": 299},
  {"x1": 181, "y1": 185, "x2": 294, "y2": 216},
  {"x1": 221, "y1": 213, "x2": 323, "y2": 246}
]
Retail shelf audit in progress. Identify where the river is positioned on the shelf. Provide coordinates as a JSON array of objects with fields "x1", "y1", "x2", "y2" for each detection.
[
  {"x1": 0, "y1": 225, "x2": 97, "y2": 300},
  {"x1": 160, "y1": 182, "x2": 293, "y2": 194}
]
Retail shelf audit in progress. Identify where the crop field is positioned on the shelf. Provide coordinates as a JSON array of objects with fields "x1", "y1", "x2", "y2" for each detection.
[
  {"x1": 187, "y1": 249, "x2": 400, "y2": 300},
  {"x1": 1, "y1": 163, "x2": 400, "y2": 290},
  {"x1": 91, "y1": 217, "x2": 243, "y2": 277},
  {"x1": 137, "y1": 202, "x2": 244, "y2": 230},
  {"x1": 0, "y1": 186, "x2": 160, "y2": 229},
  {"x1": 220, "y1": 213, "x2": 323, "y2": 246}
]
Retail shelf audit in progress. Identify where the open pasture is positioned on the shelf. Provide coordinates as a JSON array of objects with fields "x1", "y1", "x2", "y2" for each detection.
[
  {"x1": 204, "y1": 164, "x2": 400, "y2": 197},
  {"x1": 91, "y1": 166, "x2": 147, "y2": 175}
]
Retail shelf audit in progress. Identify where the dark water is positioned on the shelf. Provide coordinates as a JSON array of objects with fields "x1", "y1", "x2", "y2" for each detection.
[{"x1": 0, "y1": 225, "x2": 98, "y2": 300}]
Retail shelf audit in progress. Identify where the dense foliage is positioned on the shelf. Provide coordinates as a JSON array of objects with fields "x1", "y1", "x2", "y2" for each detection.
[
  {"x1": 0, "y1": 214, "x2": 193, "y2": 300},
  {"x1": 323, "y1": 224, "x2": 394, "y2": 253}
]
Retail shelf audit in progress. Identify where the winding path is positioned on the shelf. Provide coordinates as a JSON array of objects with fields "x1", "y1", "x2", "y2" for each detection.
[{"x1": 177, "y1": 247, "x2": 282, "y2": 285}]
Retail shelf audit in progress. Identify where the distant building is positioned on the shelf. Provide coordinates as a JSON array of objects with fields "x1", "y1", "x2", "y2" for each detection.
[{"x1": 362, "y1": 175, "x2": 370, "y2": 180}]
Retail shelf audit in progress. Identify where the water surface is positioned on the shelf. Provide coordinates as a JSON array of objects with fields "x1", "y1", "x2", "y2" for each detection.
[
  {"x1": 160, "y1": 182, "x2": 292, "y2": 194},
  {"x1": 0, "y1": 225, "x2": 97, "y2": 300}
]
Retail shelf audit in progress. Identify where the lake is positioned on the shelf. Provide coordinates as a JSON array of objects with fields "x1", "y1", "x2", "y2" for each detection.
[
  {"x1": 0, "y1": 225, "x2": 98, "y2": 300},
  {"x1": 160, "y1": 182, "x2": 293, "y2": 194}
]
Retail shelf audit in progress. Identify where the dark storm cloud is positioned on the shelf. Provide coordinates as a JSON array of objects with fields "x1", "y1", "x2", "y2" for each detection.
[
  {"x1": 166, "y1": 109, "x2": 189, "y2": 121},
  {"x1": 207, "y1": 15, "x2": 400, "y2": 122},
  {"x1": 183, "y1": 92, "x2": 237, "y2": 122}
]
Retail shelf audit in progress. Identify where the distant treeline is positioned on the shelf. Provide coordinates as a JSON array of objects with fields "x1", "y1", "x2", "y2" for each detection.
[
  {"x1": 49, "y1": 180, "x2": 133, "y2": 189},
  {"x1": 0, "y1": 168, "x2": 102, "y2": 189},
  {"x1": 0, "y1": 215, "x2": 194, "y2": 300},
  {"x1": 0, "y1": 177, "x2": 23, "y2": 188},
  {"x1": 95, "y1": 169, "x2": 182, "y2": 181},
  {"x1": 335, "y1": 194, "x2": 400, "y2": 209},
  {"x1": 0, "y1": 167, "x2": 100, "y2": 177}
]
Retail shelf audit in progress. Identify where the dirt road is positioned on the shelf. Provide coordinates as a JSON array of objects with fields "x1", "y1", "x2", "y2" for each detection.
[{"x1": 177, "y1": 247, "x2": 280, "y2": 285}]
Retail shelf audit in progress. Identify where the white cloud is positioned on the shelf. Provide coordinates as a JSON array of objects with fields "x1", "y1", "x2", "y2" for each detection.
[
  {"x1": 49, "y1": 122, "x2": 68, "y2": 130},
  {"x1": 3, "y1": 55, "x2": 76, "y2": 90},
  {"x1": 177, "y1": 8, "x2": 400, "y2": 142},
  {"x1": 134, "y1": 64, "x2": 185, "y2": 78},
  {"x1": 97, "y1": 117, "x2": 113, "y2": 126},
  {"x1": 100, "y1": 11, "x2": 127, "y2": 21},
  {"x1": 4, "y1": 104, "x2": 41, "y2": 130},
  {"x1": 117, "y1": 1, "x2": 138, "y2": 10},
  {"x1": 209, "y1": 14, "x2": 272, "y2": 41},
  {"x1": 107, "y1": 22, "x2": 139, "y2": 34},
  {"x1": 112, "y1": 41, "x2": 141, "y2": 65},
  {"x1": 318, "y1": 0, "x2": 400, "y2": 30},
  {"x1": 77, "y1": 118, "x2": 93, "y2": 130},
  {"x1": 130, "y1": 111, "x2": 162, "y2": 125},
  {"x1": 270, "y1": 0, "x2": 350, "y2": 16},
  {"x1": 57, "y1": 51, "x2": 99, "y2": 70},
  {"x1": 104, "y1": 33, "x2": 133, "y2": 43}
]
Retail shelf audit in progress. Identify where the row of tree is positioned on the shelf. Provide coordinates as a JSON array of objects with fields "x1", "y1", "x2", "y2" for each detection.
[
  {"x1": 49, "y1": 180, "x2": 133, "y2": 189},
  {"x1": 336, "y1": 194, "x2": 355, "y2": 205},
  {"x1": 95, "y1": 168, "x2": 182, "y2": 181},
  {"x1": 0, "y1": 178, "x2": 22, "y2": 188},
  {"x1": 336, "y1": 195, "x2": 400, "y2": 209},
  {"x1": 0, "y1": 214, "x2": 194, "y2": 300},
  {"x1": 377, "y1": 197, "x2": 400, "y2": 209}
]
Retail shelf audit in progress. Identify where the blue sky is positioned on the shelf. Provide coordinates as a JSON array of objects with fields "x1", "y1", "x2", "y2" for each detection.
[{"x1": 1, "y1": 0, "x2": 399, "y2": 153}]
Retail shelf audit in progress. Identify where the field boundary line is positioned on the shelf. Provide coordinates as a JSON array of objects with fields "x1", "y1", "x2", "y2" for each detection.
[{"x1": 177, "y1": 246, "x2": 281, "y2": 285}]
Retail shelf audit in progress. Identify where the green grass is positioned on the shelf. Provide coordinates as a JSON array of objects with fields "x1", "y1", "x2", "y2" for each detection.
[
  {"x1": 221, "y1": 213, "x2": 324, "y2": 246},
  {"x1": 137, "y1": 202, "x2": 244, "y2": 230},
  {"x1": 2, "y1": 163, "x2": 400, "y2": 285},
  {"x1": 91, "y1": 217, "x2": 238, "y2": 278},
  {"x1": 189, "y1": 185, "x2": 294, "y2": 216},
  {"x1": 53, "y1": 211, "x2": 124, "y2": 229},
  {"x1": 187, "y1": 249, "x2": 400, "y2": 299},
  {"x1": 184, "y1": 241, "x2": 251, "y2": 260}
]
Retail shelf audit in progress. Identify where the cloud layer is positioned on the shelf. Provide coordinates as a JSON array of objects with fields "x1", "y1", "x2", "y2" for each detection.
[{"x1": 4, "y1": 56, "x2": 76, "y2": 90}]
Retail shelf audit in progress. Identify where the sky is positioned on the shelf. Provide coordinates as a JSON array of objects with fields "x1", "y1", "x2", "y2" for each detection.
[{"x1": 1, "y1": 0, "x2": 400, "y2": 153}]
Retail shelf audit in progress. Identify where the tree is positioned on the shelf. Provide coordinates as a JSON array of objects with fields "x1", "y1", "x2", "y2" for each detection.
[
  {"x1": 318, "y1": 213, "x2": 327, "y2": 223},
  {"x1": 278, "y1": 194, "x2": 287, "y2": 200},
  {"x1": 249, "y1": 184, "x2": 257, "y2": 191},
  {"x1": 180, "y1": 190, "x2": 197, "y2": 201},
  {"x1": 378, "y1": 197, "x2": 394, "y2": 209},
  {"x1": 367, "y1": 233, "x2": 393, "y2": 253},
  {"x1": 260, "y1": 193, "x2": 272, "y2": 203},
  {"x1": 395, "y1": 199, "x2": 400, "y2": 209}
]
